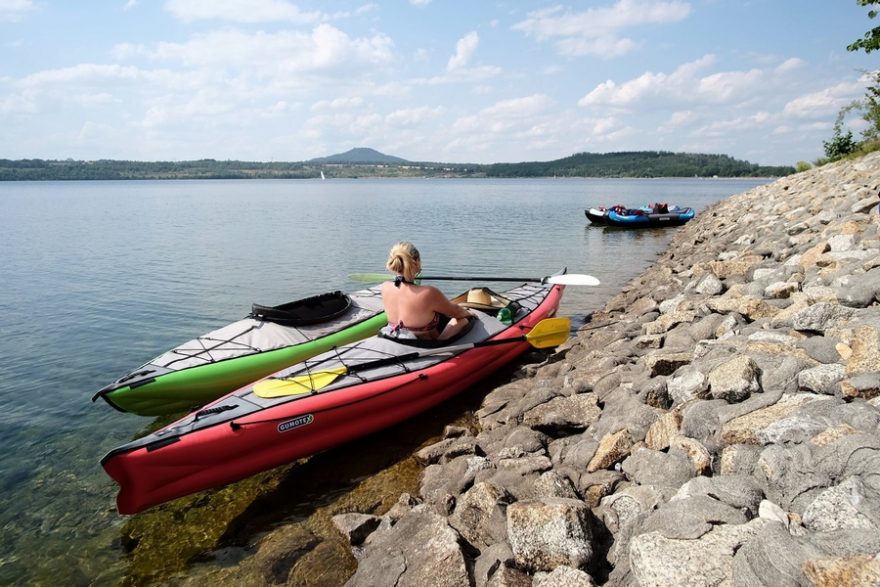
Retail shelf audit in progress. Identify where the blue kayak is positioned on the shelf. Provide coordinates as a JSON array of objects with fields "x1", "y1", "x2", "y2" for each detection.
[{"x1": 586, "y1": 204, "x2": 695, "y2": 228}]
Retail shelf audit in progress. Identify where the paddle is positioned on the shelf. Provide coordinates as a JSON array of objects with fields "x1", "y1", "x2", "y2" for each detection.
[
  {"x1": 349, "y1": 273, "x2": 600, "y2": 286},
  {"x1": 253, "y1": 317, "x2": 571, "y2": 398}
]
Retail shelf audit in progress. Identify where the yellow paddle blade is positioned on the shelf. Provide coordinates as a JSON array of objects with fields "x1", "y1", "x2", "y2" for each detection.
[
  {"x1": 524, "y1": 317, "x2": 571, "y2": 348},
  {"x1": 253, "y1": 367, "x2": 348, "y2": 398}
]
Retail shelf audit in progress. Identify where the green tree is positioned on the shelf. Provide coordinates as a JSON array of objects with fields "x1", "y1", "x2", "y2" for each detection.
[
  {"x1": 848, "y1": 0, "x2": 880, "y2": 53},
  {"x1": 860, "y1": 70, "x2": 880, "y2": 142},
  {"x1": 823, "y1": 112, "x2": 858, "y2": 161},
  {"x1": 823, "y1": 0, "x2": 880, "y2": 161}
]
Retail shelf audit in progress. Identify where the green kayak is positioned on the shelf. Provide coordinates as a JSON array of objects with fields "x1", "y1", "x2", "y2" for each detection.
[{"x1": 92, "y1": 288, "x2": 386, "y2": 416}]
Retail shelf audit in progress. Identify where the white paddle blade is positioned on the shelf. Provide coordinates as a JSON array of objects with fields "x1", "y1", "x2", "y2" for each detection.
[{"x1": 546, "y1": 274, "x2": 600, "y2": 286}]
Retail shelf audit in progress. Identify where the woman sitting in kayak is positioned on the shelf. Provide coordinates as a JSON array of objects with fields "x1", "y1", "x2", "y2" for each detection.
[{"x1": 381, "y1": 241, "x2": 474, "y2": 341}]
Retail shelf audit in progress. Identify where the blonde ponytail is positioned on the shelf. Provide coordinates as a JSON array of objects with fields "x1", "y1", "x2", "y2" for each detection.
[{"x1": 386, "y1": 241, "x2": 421, "y2": 282}]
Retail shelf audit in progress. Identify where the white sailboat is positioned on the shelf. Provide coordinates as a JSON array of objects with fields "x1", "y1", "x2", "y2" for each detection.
[{"x1": 320, "y1": 171, "x2": 326, "y2": 180}]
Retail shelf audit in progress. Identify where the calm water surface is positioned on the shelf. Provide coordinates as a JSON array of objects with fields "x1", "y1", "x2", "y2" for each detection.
[{"x1": 0, "y1": 177, "x2": 767, "y2": 583}]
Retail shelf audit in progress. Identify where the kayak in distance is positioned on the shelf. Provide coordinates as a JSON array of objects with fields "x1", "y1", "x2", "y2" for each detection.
[
  {"x1": 92, "y1": 288, "x2": 387, "y2": 416},
  {"x1": 101, "y1": 278, "x2": 566, "y2": 515},
  {"x1": 585, "y1": 203, "x2": 695, "y2": 228}
]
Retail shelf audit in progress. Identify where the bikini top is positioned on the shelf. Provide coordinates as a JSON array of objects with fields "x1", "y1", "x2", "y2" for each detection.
[{"x1": 389, "y1": 312, "x2": 441, "y2": 334}]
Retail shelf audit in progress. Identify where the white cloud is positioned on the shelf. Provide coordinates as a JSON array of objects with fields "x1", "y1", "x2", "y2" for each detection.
[
  {"x1": 19, "y1": 63, "x2": 159, "y2": 88},
  {"x1": 386, "y1": 106, "x2": 443, "y2": 126},
  {"x1": 484, "y1": 94, "x2": 553, "y2": 119},
  {"x1": 452, "y1": 94, "x2": 553, "y2": 139},
  {"x1": 697, "y1": 69, "x2": 764, "y2": 102},
  {"x1": 668, "y1": 110, "x2": 695, "y2": 127},
  {"x1": 113, "y1": 25, "x2": 394, "y2": 77},
  {"x1": 557, "y1": 35, "x2": 638, "y2": 59},
  {"x1": 513, "y1": 0, "x2": 691, "y2": 58},
  {"x1": 409, "y1": 0, "x2": 431, "y2": 5},
  {"x1": 0, "y1": 91, "x2": 38, "y2": 114},
  {"x1": 426, "y1": 65, "x2": 502, "y2": 85},
  {"x1": 579, "y1": 54, "x2": 771, "y2": 109},
  {"x1": 447, "y1": 32, "x2": 479, "y2": 71},
  {"x1": 0, "y1": 0, "x2": 35, "y2": 22},
  {"x1": 164, "y1": 0, "x2": 321, "y2": 24},
  {"x1": 312, "y1": 96, "x2": 364, "y2": 111},
  {"x1": 776, "y1": 57, "x2": 805, "y2": 74},
  {"x1": 695, "y1": 111, "x2": 771, "y2": 137},
  {"x1": 782, "y1": 81, "x2": 864, "y2": 119}
]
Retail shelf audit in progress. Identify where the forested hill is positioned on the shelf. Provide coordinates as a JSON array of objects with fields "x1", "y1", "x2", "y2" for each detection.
[
  {"x1": 0, "y1": 150, "x2": 794, "y2": 180},
  {"x1": 484, "y1": 151, "x2": 793, "y2": 178}
]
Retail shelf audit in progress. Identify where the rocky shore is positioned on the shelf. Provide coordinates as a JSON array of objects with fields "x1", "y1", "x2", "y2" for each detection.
[{"x1": 334, "y1": 152, "x2": 880, "y2": 586}]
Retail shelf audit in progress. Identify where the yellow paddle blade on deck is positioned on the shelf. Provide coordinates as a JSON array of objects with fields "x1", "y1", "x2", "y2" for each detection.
[
  {"x1": 524, "y1": 317, "x2": 571, "y2": 348},
  {"x1": 253, "y1": 367, "x2": 348, "y2": 398}
]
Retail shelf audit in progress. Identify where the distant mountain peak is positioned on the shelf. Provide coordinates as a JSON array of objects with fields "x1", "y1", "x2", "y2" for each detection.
[{"x1": 310, "y1": 147, "x2": 409, "y2": 165}]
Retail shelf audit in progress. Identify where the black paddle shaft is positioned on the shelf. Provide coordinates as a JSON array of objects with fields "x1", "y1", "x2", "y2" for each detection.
[{"x1": 341, "y1": 335, "x2": 529, "y2": 375}]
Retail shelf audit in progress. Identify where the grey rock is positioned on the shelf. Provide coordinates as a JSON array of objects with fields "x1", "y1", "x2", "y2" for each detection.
[
  {"x1": 828, "y1": 401, "x2": 880, "y2": 433},
  {"x1": 757, "y1": 500, "x2": 790, "y2": 527},
  {"x1": 522, "y1": 393, "x2": 601, "y2": 434},
  {"x1": 638, "y1": 377, "x2": 671, "y2": 409},
  {"x1": 555, "y1": 437, "x2": 599, "y2": 472},
  {"x1": 500, "y1": 426, "x2": 550, "y2": 455},
  {"x1": 696, "y1": 273, "x2": 724, "y2": 295},
  {"x1": 332, "y1": 513, "x2": 383, "y2": 547},
  {"x1": 588, "y1": 387, "x2": 659, "y2": 443},
  {"x1": 533, "y1": 565, "x2": 596, "y2": 587},
  {"x1": 730, "y1": 519, "x2": 825, "y2": 587},
  {"x1": 486, "y1": 565, "x2": 531, "y2": 587},
  {"x1": 708, "y1": 355, "x2": 762, "y2": 403},
  {"x1": 415, "y1": 436, "x2": 479, "y2": 466},
  {"x1": 754, "y1": 443, "x2": 830, "y2": 512},
  {"x1": 638, "y1": 495, "x2": 748, "y2": 540},
  {"x1": 720, "y1": 443, "x2": 764, "y2": 475},
  {"x1": 629, "y1": 518, "x2": 772, "y2": 587},
  {"x1": 797, "y1": 363, "x2": 846, "y2": 394},
  {"x1": 667, "y1": 366, "x2": 709, "y2": 405},
  {"x1": 345, "y1": 508, "x2": 470, "y2": 587},
  {"x1": 673, "y1": 475, "x2": 765, "y2": 516},
  {"x1": 448, "y1": 481, "x2": 513, "y2": 551},
  {"x1": 420, "y1": 456, "x2": 494, "y2": 505},
  {"x1": 506, "y1": 497, "x2": 593, "y2": 572},
  {"x1": 791, "y1": 302, "x2": 856, "y2": 333},
  {"x1": 681, "y1": 399, "x2": 725, "y2": 451},
  {"x1": 621, "y1": 447, "x2": 695, "y2": 488},
  {"x1": 841, "y1": 372, "x2": 880, "y2": 400},
  {"x1": 600, "y1": 484, "x2": 666, "y2": 539},
  {"x1": 802, "y1": 476, "x2": 880, "y2": 532},
  {"x1": 473, "y1": 542, "x2": 515, "y2": 587},
  {"x1": 532, "y1": 469, "x2": 580, "y2": 500},
  {"x1": 795, "y1": 336, "x2": 843, "y2": 364}
]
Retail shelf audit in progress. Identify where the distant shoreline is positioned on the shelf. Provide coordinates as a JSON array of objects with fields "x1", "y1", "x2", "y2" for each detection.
[
  {"x1": 0, "y1": 151, "x2": 796, "y2": 181},
  {"x1": 0, "y1": 175, "x2": 781, "y2": 182}
]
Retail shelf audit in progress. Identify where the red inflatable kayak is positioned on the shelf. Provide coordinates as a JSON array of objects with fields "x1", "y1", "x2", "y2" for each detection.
[{"x1": 102, "y1": 281, "x2": 564, "y2": 514}]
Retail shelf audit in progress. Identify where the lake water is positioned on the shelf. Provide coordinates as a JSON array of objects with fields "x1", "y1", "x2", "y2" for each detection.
[{"x1": 0, "y1": 177, "x2": 767, "y2": 584}]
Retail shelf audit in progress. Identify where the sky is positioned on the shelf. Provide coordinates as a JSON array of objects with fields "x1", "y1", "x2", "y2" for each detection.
[{"x1": 1, "y1": 1, "x2": 878, "y2": 167}]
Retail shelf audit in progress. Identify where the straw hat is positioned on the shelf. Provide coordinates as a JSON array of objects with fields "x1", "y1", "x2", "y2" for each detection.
[{"x1": 467, "y1": 288, "x2": 493, "y2": 306}]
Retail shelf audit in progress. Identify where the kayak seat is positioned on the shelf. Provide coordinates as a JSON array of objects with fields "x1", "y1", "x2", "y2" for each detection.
[
  {"x1": 378, "y1": 317, "x2": 476, "y2": 348},
  {"x1": 250, "y1": 291, "x2": 352, "y2": 326}
]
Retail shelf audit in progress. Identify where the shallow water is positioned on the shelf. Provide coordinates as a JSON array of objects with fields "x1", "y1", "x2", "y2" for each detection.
[{"x1": 0, "y1": 177, "x2": 767, "y2": 583}]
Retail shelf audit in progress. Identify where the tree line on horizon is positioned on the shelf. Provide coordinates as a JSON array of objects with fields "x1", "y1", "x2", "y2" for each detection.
[{"x1": 0, "y1": 151, "x2": 793, "y2": 181}]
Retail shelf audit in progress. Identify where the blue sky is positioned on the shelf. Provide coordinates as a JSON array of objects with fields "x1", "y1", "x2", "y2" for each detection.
[{"x1": 1, "y1": 1, "x2": 877, "y2": 166}]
